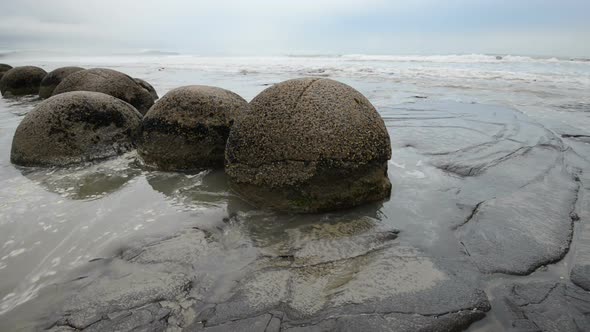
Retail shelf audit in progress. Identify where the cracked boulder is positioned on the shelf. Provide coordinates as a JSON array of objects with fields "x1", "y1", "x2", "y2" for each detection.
[
  {"x1": 0, "y1": 65, "x2": 47, "y2": 97},
  {"x1": 139, "y1": 85, "x2": 248, "y2": 170},
  {"x1": 52, "y1": 68, "x2": 156, "y2": 114},
  {"x1": 0, "y1": 63, "x2": 12, "y2": 81},
  {"x1": 11, "y1": 91, "x2": 142, "y2": 166},
  {"x1": 39, "y1": 66, "x2": 85, "y2": 99},
  {"x1": 225, "y1": 77, "x2": 392, "y2": 213}
]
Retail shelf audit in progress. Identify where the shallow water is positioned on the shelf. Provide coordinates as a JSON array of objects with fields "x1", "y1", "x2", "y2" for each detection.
[{"x1": 0, "y1": 54, "x2": 589, "y2": 331}]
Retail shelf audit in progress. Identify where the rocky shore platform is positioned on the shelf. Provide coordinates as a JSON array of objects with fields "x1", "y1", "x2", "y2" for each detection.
[{"x1": 0, "y1": 97, "x2": 588, "y2": 331}]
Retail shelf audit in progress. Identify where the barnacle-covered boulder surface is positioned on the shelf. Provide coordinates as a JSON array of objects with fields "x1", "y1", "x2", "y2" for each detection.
[
  {"x1": 52, "y1": 68, "x2": 155, "y2": 114},
  {"x1": 139, "y1": 85, "x2": 248, "y2": 170},
  {"x1": 225, "y1": 77, "x2": 392, "y2": 212},
  {"x1": 0, "y1": 63, "x2": 12, "y2": 81},
  {"x1": 0, "y1": 66, "x2": 47, "y2": 97},
  {"x1": 39, "y1": 66, "x2": 85, "y2": 99},
  {"x1": 10, "y1": 91, "x2": 142, "y2": 166}
]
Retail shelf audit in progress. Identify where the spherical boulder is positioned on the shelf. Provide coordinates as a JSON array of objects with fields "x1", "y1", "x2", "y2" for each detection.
[
  {"x1": 0, "y1": 66, "x2": 47, "y2": 97},
  {"x1": 11, "y1": 91, "x2": 142, "y2": 166},
  {"x1": 0, "y1": 63, "x2": 13, "y2": 81},
  {"x1": 134, "y1": 78, "x2": 159, "y2": 100},
  {"x1": 225, "y1": 77, "x2": 392, "y2": 213},
  {"x1": 138, "y1": 85, "x2": 248, "y2": 171},
  {"x1": 52, "y1": 68, "x2": 155, "y2": 114},
  {"x1": 39, "y1": 66, "x2": 84, "y2": 99}
]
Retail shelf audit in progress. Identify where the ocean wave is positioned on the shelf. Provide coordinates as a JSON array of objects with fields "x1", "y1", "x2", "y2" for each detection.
[{"x1": 339, "y1": 54, "x2": 571, "y2": 64}]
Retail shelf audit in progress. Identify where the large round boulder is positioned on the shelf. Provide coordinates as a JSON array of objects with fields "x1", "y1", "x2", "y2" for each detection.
[
  {"x1": 52, "y1": 68, "x2": 155, "y2": 114},
  {"x1": 39, "y1": 66, "x2": 84, "y2": 99},
  {"x1": 11, "y1": 91, "x2": 142, "y2": 166},
  {"x1": 139, "y1": 85, "x2": 248, "y2": 171},
  {"x1": 0, "y1": 66, "x2": 47, "y2": 97},
  {"x1": 0, "y1": 63, "x2": 12, "y2": 81},
  {"x1": 134, "y1": 78, "x2": 159, "y2": 100},
  {"x1": 225, "y1": 77, "x2": 392, "y2": 213}
]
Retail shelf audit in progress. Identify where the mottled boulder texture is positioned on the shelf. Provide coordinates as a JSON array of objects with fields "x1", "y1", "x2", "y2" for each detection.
[
  {"x1": 0, "y1": 63, "x2": 12, "y2": 81},
  {"x1": 52, "y1": 68, "x2": 155, "y2": 114},
  {"x1": 139, "y1": 85, "x2": 248, "y2": 170},
  {"x1": 39, "y1": 66, "x2": 85, "y2": 99},
  {"x1": 11, "y1": 91, "x2": 142, "y2": 166},
  {"x1": 134, "y1": 78, "x2": 159, "y2": 100},
  {"x1": 225, "y1": 77, "x2": 392, "y2": 213},
  {"x1": 0, "y1": 66, "x2": 47, "y2": 97}
]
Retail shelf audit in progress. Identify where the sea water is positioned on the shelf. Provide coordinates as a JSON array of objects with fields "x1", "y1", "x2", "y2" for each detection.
[{"x1": 0, "y1": 53, "x2": 589, "y2": 330}]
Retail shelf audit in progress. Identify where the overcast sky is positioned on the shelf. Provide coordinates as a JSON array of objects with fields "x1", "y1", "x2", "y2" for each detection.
[{"x1": 0, "y1": 0, "x2": 589, "y2": 57}]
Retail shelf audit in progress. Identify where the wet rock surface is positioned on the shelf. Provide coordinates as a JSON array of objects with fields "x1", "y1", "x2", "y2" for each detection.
[
  {"x1": 0, "y1": 66, "x2": 47, "y2": 97},
  {"x1": 3, "y1": 98, "x2": 590, "y2": 332},
  {"x1": 39, "y1": 67, "x2": 85, "y2": 99},
  {"x1": 226, "y1": 78, "x2": 392, "y2": 213},
  {"x1": 52, "y1": 68, "x2": 155, "y2": 114},
  {"x1": 497, "y1": 281, "x2": 590, "y2": 331},
  {"x1": 11, "y1": 91, "x2": 142, "y2": 166},
  {"x1": 44, "y1": 219, "x2": 490, "y2": 332},
  {"x1": 383, "y1": 102, "x2": 583, "y2": 276},
  {"x1": 139, "y1": 85, "x2": 248, "y2": 170},
  {"x1": 570, "y1": 168, "x2": 590, "y2": 290}
]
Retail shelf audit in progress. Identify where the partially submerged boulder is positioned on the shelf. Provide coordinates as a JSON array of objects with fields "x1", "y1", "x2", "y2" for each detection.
[
  {"x1": 225, "y1": 77, "x2": 392, "y2": 213},
  {"x1": 52, "y1": 68, "x2": 155, "y2": 114},
  {"x1": 0, "y1": 66, "x2": 47, "y2": 97},
  {"x1": 139, "y1": 85, "x2": 248, "y2": 170},
  {"x1": 134, "y1": 78, "x2": 159, "y2": 100},
  {"x1": 11, "y1": 91, "x2": 142, "y2": 166},
  {"x1": 0, "y1": 63, "x2": 12, "y2": 81},
  {"x1": 39, "y1": 66, "x2": 84, "y2": 99}
]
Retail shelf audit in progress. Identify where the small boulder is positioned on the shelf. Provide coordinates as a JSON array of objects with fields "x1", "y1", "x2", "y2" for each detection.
[
  {"x1": 134, "y1": 78, "x2": 159, "y2": 100},
  {"x1": 11, "y1": 91, "x2": 142, "y2": 166},
  {"x1": 0, "y1": 66, "x2": 47, "y2": 97},
  {"x1": 39, "y1": 66, "x2": 85, "y2": 99},
  {"x1": 0, "y1": 63, "x2": 13, "y2": 81},
  {"x1": 52, "y1": 68, "x2": 155, "y2": 114},
  {"x1": 139, "y1": 85, "x2": 248, "y2": 170},
  {"x1": 225, "y1": 77, "x2": 392, "y2": 213}
]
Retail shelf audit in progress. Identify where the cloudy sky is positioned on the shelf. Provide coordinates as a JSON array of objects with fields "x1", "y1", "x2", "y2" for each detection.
[{"x1": 0, "y1": 0, "x2": 589, "y2": 57}]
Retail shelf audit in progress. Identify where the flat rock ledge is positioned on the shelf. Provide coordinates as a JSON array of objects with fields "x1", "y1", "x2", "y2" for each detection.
[
  {"x1": 498, "y1": 281, "x2": 590, "y2": 331},
  {"x1": 45, "y1": 220, "x2": 490, "y2": 332}
]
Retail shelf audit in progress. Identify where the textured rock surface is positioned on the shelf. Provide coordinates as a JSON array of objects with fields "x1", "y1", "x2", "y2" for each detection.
[
  {"x1": 456, "y1": 166, "x2": 578, "y2": 275},
  {"x1": 5, "y1": 99, "x2": 590, "y2": 332},
  {"x1": 39, "y1": 66, "x2": 84, "y2": 99},
  {"x1": 43, "y1": 218, "x2": 489, "y2": 332},
  {"x1": 0, "y1": 63, "x2": 12, "y2": 81},
  {"x1": 382, "y1": 101, "x2": 580, "y2": 275},
  {"x1": 569, "y1": 151, "x2": 590, "y2": 290},
  {"x1": 226, "y1": 78, "x2": 392, "y2": 212},
  {"x1": 139, "y1": 85, "x2": 248, "y2": 170},
  {"x1": 52, "y1": 68, "x2": 155, "y2": 114},
  {"x1": 498, "y1": 281, "x2": 590, "y2": 331},
  {"x1": 0, "y1": 66, "x2": 47, "y2": 96},
  {"x1": 11, "y1": 91, "x2": 142, "y2": 166},
  {"x1": 134, "y1": 78, "x2": 159, "y2": 100}
]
